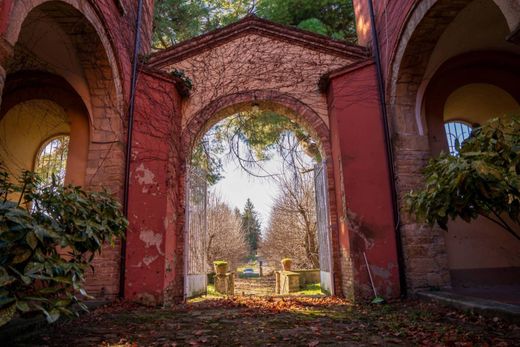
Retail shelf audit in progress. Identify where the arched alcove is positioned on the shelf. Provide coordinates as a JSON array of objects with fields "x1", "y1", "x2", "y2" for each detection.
[
  {"x1": 0, "y1": 0, "x2": 124, "y2": 300},
  {"x1": 390, "y1": 0, "x2": 520, "y2": 292}
]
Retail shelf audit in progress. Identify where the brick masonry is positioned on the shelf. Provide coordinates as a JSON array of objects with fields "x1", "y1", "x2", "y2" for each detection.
[
  {"x1": 0, "y1": 0, "x2": 156, "y2": 300},
  {"x1": 1, "y1": 0, "x2": 517, "y2": 304}
]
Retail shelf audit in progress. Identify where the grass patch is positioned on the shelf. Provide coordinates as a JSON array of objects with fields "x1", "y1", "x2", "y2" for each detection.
[
  {"x1": 206, "y1": 284, "x2": 225, "y2": 297},
  {"x1": 293, "y1": 283, "x2": 323, "y2": 296}
]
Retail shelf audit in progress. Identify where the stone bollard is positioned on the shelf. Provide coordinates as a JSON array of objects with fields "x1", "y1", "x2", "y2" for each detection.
[{"x1": 214, "y1": 272, "x2": 234, "y2": 295}]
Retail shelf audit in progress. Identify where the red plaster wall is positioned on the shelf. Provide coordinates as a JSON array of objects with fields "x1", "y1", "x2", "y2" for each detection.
[
  {"x1": 328, "y1": 63, "x2": 400, "y2": 298},
  {"x1": 125, "y1": 69, "x2": 183, "y2": 303},
  {"x1": 0, "y1": 0, "x2": 13, "y2": 35}
]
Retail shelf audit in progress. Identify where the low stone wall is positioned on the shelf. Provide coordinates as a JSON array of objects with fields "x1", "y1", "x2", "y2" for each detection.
[
  {"x1": 293, "y1": 269, "x2": 320, "y2": 285},
  {"x1": 276, "y1": 271, "x2": 301, "y2": 294}
]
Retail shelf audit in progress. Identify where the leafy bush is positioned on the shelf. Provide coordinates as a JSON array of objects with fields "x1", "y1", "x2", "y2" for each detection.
[
  {"x1": 0, "y1": 166, "x2": 127, "y2": 326},
  {"x1": 406, "y1": 117, "x2": 520, "y2": 241}
]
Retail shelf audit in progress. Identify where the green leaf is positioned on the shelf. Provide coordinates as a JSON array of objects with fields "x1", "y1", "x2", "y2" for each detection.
[
  {"x1": 16, "y1": 300, "x2": 30, "y2": 312},
  {"x1": 0, "y1": 303, "x2": 16, "y2": 327},
  {"x1": 54, "y1": 299, "x2": 71, "y2": 307},
  {"x1": 0, "y1": 275, "x2": 16, "y2": 288},
  {"x1": 52, "y1": 276, "x2": 72, "y2": 285},
  {"x1": 0, "y1": 296, "x2": 16, "y2": 307},
  {"x1": 24, "y1": 262, "x2": 44, "y2": 275},
  {"x1": 8, "y1": 266, "x2": 31, "y2": 285},
  {"x1": 11, "y1": 247, "x2": 32, "y2": 264},
  {"x1": 0, "y1": 267, "x2": 16, "y2": 287},
  {"x1": 25, "y1": 232, "x2": 38, "y2": 250},
  {"x1": 45, "y1": 308, "x2": 61, "y2": 323}
]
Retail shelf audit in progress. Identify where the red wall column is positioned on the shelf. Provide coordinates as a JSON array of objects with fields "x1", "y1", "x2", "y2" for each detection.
[
  {"x1": 125, "y1": 69, "x2": 183, "y2": 304},
  {"x1": 328, "y1": 62, "x2": 400, "y2": 299}
]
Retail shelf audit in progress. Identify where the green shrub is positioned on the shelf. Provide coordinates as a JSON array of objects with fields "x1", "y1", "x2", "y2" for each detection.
[
  {"x1": 0, "y1": 166, "x2": 127, "y2": 326},
  {"x1": 406, "y1": 116, "x2": 520, "y2": 241}
]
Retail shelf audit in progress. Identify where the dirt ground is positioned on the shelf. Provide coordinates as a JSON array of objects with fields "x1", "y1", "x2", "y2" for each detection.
[{"x1": 7, "y1": 296, "x2": 520, "y2": 346}]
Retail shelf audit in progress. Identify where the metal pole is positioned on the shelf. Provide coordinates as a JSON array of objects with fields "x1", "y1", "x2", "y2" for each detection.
[
  {"x1": 367, "y1": 0, "x2": 407, "y2": 296},
  {"x1": 119, "y1": 0, "x2": 144, "y2": 299}
]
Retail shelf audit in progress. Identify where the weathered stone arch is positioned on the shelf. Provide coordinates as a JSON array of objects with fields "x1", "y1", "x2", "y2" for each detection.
[
  {"x1": 5, "y1": 0, "x2": 125, "y2": 188},
  {"x1": 182, "y1": 89, "x2": 343, "y2": 295},
  {"x1": 389, "y1": 0, "x2": 472, "y2": 134},
  {"x1": 0, "y1": 0, "x2": 126, "y2": 299},
  {"x1": 126, "y1": 15, "x2": 400, "y2": 303},
  {"x1": 183, "y1": 90, "x2": 331, "y2": 156}
]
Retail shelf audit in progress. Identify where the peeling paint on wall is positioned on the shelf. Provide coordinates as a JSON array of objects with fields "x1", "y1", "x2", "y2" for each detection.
[
  {"x1": 139, "y1": 229, "x2": 164, "y2": 255},
  {"x1": 143, "y1": 255, "x2": 159, "y2": 266},
  {"x1": 135, "y1": 163, "x2": 156, "y2": 193}
]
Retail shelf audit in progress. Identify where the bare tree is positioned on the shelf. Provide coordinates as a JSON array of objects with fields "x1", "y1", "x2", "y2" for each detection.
[
  {"x1": 206, "y1": 192, "x2": 249, "y2": 271},
  {"x1": 260, "y1": 168, "x2": 319, "y2": 269}
]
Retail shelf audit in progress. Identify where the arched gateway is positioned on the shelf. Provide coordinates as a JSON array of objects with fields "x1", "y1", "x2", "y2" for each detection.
[{"x1": 125, "y1": 16, "x2": 400, "y2": 304}]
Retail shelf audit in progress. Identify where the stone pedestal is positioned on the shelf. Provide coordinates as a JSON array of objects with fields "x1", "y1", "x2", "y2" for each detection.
[
  {"x1": 214, "y1": 272, "x2": 234, "y2": 295},
  {"x1": 276, "y1": 271, "x2": 301, "y2": 294}
]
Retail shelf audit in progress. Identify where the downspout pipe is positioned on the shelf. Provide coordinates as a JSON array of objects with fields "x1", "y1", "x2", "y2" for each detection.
[
  {"x1": 367, "y1": 0, "x2": 407, "y2": 297},
  {"x1": 120, "y1": 0, "x2": 144, "y2": 299}
]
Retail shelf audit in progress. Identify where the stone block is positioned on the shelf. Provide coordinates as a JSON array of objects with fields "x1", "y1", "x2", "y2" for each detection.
[
  {"x1": 278, "y1": 271, "x2": 301, "y2": 294},
  {"x1": 214, "y1": 273, "x2": 234, "y2": 295}
]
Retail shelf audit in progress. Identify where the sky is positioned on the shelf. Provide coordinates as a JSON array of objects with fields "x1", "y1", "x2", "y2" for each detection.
[{"x1": 210, "y1": 153, "x2": 282, "y2": 230}]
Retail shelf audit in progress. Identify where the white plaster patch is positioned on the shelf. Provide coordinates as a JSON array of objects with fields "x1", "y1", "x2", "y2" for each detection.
[
  {"x1": 143, "y1": 255, "x2": 159, "y2": 266},
  {"x1": 135, "y1": 163, "x2": 156, "y2": 193},
  {"x1": 139, "y1": 229, "x2": 164, "y2": 255}
]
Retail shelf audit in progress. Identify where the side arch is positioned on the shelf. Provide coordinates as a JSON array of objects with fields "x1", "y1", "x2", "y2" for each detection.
[
  {"x1": 423, "y1": 51, "x2": 520, "y2": 154},
  {"x1": 0, "y1": 70, "x2": 89, "y2": 122},
  {"x1": 389, "y1": 0, "x2": 473, "y2": 134},
  {"x1": 3, "y1": 0, "x2": 123, "y2": 108},
  {"x1": 0, "y1": 70, "x2": 90, "y2": 186},
  {"x1": 388, "y1": 0, "x2": 520, "y2": 292},
  {"x1": 0, "y1": 0, "x2": 126, "y2": 299}
]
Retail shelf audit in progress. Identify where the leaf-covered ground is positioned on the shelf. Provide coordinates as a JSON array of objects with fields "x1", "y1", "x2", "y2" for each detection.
[{"x1": 8, "y1": 296, "x2": 520, "y2": 346}]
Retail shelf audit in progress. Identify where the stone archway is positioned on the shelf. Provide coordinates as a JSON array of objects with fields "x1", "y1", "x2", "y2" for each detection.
[
  {"x1": 124, "y1": 15, "x2": 404, "y2": 304},
  {"x1": 123, "y1": 15, "x2": 399, "y2": 304},
  {"x1": 181, "y1": 89, "x2": 342, "y2": 297}
]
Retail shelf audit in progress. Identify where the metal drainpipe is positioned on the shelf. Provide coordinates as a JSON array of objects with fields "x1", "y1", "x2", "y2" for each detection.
[
  {"x1": 120, "y1": 0, "x2": 144, "y2": 299},
  {"x1": 367, "y1": 0, "x2": 407, "y2": 297}
]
